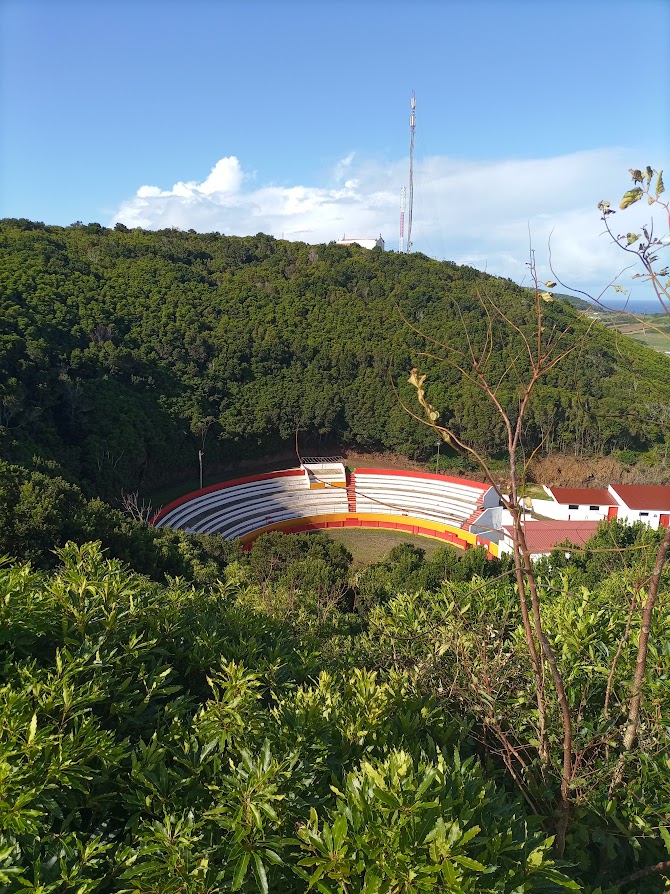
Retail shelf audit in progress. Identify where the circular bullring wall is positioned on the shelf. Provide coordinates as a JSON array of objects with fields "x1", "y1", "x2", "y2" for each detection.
[{"x1": 152, "y1": 467, "x2": 499, "y2": 556}]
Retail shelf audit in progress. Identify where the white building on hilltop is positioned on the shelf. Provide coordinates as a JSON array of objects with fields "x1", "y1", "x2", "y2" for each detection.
[{"x1": 336, "y1": 235, "x2": 385, "y2": 250}]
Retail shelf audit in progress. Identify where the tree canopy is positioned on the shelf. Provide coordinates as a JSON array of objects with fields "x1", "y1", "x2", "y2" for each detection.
[{"x1": 2, "y1": 220, "x2": 670, "y2": 501}]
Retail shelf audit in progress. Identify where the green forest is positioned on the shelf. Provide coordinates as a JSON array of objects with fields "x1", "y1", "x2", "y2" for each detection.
[
  {"x1": 1, "y1": 211, "x2": 670, "y2": 891},
  {"x1": 2, "y1": 219, "x2": 670, "y2": 501}
]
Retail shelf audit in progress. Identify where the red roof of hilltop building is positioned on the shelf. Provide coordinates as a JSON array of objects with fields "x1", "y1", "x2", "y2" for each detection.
[
  {"x1": 503, "y1": 521, "x2": 600, "y2": 554},
  {"x1": 546, "y1": 487, "x2": 615, "y2": 506},
  {"x1": 608, "y1": 484, "x2": 670, "y2": 511}
]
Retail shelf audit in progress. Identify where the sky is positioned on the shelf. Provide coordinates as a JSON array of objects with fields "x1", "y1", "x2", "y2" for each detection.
[{"x1": 1, "y1": 0, "x2": 669, "y2": 301}]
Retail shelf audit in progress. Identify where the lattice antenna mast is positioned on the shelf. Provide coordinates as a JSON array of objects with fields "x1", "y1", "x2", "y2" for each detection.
[
  {"x1": 399, "y1": 186, "x2": 406, "y2": 253},
  {"x1": 406, "y1": 91, "x2": 416, "y2": 254}
]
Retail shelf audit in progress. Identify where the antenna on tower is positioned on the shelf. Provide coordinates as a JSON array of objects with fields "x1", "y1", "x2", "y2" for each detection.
[
  {"x1": 406, "y1": 91, "x2": 416, "y2": 254},
  {"x1": 399, "y1": 186, "x2": 406, "y2": 253}
]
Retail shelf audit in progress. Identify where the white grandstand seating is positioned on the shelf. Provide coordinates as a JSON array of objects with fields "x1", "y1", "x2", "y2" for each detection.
[
  {"x1": 154, "y1": 468, "x2": 497, "y2": 543},
  {"x1": 155, "y1": 471, "x2": 348, "y2": 539},
  {"x1": 353, "y1": 471, "x2": 486, "y2": 528}
]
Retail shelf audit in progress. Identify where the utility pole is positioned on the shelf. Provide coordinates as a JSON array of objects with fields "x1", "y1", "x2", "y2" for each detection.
[
  {"x1": 198, "y1": 449, "x2": 204, "y2": 490},
  {"x1": 407, "y1": 91, "x2": 416, "y2": 254}
]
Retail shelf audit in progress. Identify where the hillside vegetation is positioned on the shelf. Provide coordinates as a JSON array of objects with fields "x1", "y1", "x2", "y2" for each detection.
[
  {"x1": 2, "y1": 219, "x2": 670, "y2": 502},
  {"x1": 2, "y1": 215, "x2": 670, "y2": 891},
  {"x1": 1, "y1": 526, "x2": 668, "y2": 892}
]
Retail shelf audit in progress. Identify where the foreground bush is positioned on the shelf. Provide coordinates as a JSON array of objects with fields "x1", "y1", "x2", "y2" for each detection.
[{"x1": 0, "y1": 542, "x2": 581, "y2": 892}]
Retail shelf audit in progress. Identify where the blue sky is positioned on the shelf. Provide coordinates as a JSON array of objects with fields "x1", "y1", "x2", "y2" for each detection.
[{"x1": 2, "y1": 0, "x2": 668, "y2": 298}]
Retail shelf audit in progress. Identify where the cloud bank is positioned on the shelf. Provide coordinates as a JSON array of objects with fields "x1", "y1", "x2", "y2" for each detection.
[{"x1": 111, "y1": 149, "x2": 661, "y2": 297}]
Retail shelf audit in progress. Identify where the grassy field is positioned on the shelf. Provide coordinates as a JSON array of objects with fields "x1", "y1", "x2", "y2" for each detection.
[
  {"x1": 316, "y1": 528, "x2": 453, "y2": 566},
  {"x1": 624, "y1": 328, "x2": 670, "y2": 353},
  {"x1": 596, "y1": 312, "x2": 670, "y2": 354}
]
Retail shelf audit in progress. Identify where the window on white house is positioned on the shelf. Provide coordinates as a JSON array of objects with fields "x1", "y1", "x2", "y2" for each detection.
[
  {"x1": 640, "y1": 512, "x2": 649, "y2": 517},
  {"x1": 569, "y1": 504, "x2": 578, "y2": 510},
  {"x1": 589, "y1": 505, "x2": 599, "y2": 511}
]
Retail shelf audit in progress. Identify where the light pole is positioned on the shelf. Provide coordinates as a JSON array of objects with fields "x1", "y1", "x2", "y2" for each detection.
[
  {"x1": 198, "y1": 450, "x2": 204, "y2": 490},
  {"x1": 436, "y1": 439, "x2": 441, "y2": 472}
]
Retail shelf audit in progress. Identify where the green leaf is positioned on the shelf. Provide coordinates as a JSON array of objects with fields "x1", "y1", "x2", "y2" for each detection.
[
  {"x1": 451, "y1": 854, "x2": 486, "y2": 871},
  {"x1": 660, "y1": 825, "x2": 670, "y2": 854},
  {"x1": 260, "y1": 802, "x2": 279, "y2": 822},
  {"x1": 458, "y1": 825, "x2": 481, "y2": 847},
  {"x1": 626, "y1": 233, "x2": 641, "y2": 245},
  {"x1": 261, "y1": 738, "x2": 271, "y2": 772},
  {"x1": 252, "y1": 853, "x2": 268, "y2": 894},
  {"x1": 361, "y1": 871, "x2": 382, "y2": 894},
  {"x1": 232, "y1": 853, "x2": 250, "y2": 890},
  {"x1": 27, "y1": 713, "x2": 37, "y2": 744},
  {"x1": 539, "y1": 868, "x2": 581, "y2": 889},
  {"x1": 332, "y1": 814, "x2": 348, "y2": 851},
  {"x1": 526, "y1": 846, "x2": 545, "y2": 868},
  {"x1": 620, "y1": 187, "x2": 643, "y2": 209},
  {"x1": 372, "y1": 787, "x2": 402, "y2": 809},
  {"x1": 441, "y1": 859, "x2": 457, "y2": 885},
  {"x1": 540, "y1": 292, "x2": 554, "y2": 302},
  {"x1": 544, "y1": 281, "x2": 557, "y2": 288},
  {"x1": 361, "y1": 761, "x2": 387, "y2": 790}
]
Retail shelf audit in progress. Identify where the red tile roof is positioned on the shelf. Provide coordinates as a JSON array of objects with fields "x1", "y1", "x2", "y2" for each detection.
[
  {"x1": 609, "y1": 484, "x2": 670, "y2": 511},
  {"x1": 503, "y1": 521, "x2": 600, "y2": 554},
  {"x1": 547, "y1": 487, "x2": 615, "y2": 506}
]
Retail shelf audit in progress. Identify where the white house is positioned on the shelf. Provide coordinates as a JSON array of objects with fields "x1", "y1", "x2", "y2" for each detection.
[
  {"x1": 534, "y1": 487, "x2": 618, "y2": 522},
  {"x1": 336, "y1": 235, "x2": 385, "y2": 250},
  {"x1": 607, "y1": 484, "x2": 670, "y2": 530}
]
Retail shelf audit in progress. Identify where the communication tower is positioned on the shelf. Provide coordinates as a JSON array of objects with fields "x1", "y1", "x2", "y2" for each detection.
[
  {"x1": 399, "y1": 186, "x2": 406, "y2": 253},
  {"x1": 406, "y1": 91, "x2": 416, "y2": 254}
]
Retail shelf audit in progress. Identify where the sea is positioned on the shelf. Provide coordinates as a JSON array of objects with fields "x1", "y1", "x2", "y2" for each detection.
[{"x1": 589, "y1": 298, "x2": 667, "y2": 316}]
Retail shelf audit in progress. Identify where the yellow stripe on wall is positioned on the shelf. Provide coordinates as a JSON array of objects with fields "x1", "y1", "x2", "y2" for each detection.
[{"x1": 238, "y1": 512, "x2": 495, "y2": 553}]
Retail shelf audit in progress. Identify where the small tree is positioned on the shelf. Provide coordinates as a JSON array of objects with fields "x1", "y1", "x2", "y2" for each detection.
[{"x1": 400, "y1": 166, "x2": 670, "y2": 869}]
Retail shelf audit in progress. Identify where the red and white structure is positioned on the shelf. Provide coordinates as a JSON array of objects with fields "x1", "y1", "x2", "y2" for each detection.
[
  {"x1": 150, "y1": 441, "x2": 670, "y2": 565},
  {"x1": 536, "y1": 487, "x2": 617, "y2": 522},
  {"x1": 536, "y1": 484, "x2": 670, "y2": 530},
  {"x1": 607, "y1": 484, "x2": 670, "y2": 530},
  {"x1": 153, "y1": 464, "x2": 502, "y2": 556}
]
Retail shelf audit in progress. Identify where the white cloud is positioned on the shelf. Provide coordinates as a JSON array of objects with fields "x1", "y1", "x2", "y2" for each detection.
[{"x1": 111, "y1": 149, "x2": 665, "y2": 298}]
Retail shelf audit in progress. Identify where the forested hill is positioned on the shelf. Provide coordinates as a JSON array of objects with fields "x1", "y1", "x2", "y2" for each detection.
[{"x1": 2, "y1": 218, "x2": 670, "y2": 501}]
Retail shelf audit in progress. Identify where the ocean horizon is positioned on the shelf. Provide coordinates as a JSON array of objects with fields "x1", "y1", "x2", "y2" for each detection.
[{"x1": 587, "y1": 298, "x2": 668, "y2": 315}]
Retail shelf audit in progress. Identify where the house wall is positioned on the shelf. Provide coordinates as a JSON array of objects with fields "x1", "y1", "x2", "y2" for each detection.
[
  {"x1": 336, "y1": 237, "x2": 384, "y2": 250},
  {"x1": 482, "y1": 486, "x2": 502, "y2": 509},
  {"x1": 497, "y1": 533, "x2": 552, "y2": 558},
  {"x1": 606, "y1": 486, "x2": 670, "y2": 530},
  {"x1": 613, "y1": 506, "x2": 665, "y2": 530},
  {"x1": 531, "y1": 499, "x2": 610, "y2": 521},
  {"x1": 468, "y1": 506, "x2": 502, "y2": 541}
]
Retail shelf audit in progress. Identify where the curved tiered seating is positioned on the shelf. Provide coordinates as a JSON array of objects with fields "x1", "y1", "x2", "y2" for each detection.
[
  {"x1": 153, "y1": 467, "x2": 499, "y2": 556},
  {"x1": 353, "y1": 469, "x2": 487, "y2": 527},
  {"x1": 154, "y1": 470, "x2": 348, "y2": 540}
]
